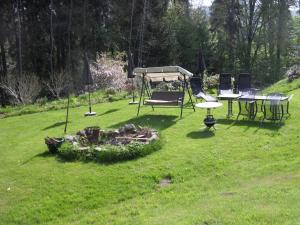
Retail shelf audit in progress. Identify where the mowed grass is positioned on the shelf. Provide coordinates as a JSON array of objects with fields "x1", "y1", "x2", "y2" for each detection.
[{"x1": 0, "y1": 83, "x2": 300, "y2": 224}]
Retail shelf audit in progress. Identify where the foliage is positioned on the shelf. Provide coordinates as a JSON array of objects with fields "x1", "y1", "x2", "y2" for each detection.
[
  {"x1": 203, "y1": 73, "x2": 220, "y2": 89},
  {"x1": 98, "y1": 140, "x2": 162, "y2": 163},
  {"x1": 162, "y1": 3, "x2": 210, "y2": 73},
  {"x1": 57, "y1": 140, "x2": 162, "y2": 163},
  {"x1": 0, "y1": 73, "x2": 41, "y2": 104},
  {"x1": 44, "y1": 71, "x2": 71, "y2": 99},
  {"x1": 209, "y1": 0, "x2": 295, "y2": 85},
  {"x1": 57, "y1": 142, "x2": 79, "y2": 161},
  {"x1": 1, "y1": 0, "x2": 298, "y2": 106},
  {"x1": 90, "y1": 53, "x2": 127, "y2": 92},
  {"x1": 0, "y1": 90, "x2": 128, "y2": 118}
]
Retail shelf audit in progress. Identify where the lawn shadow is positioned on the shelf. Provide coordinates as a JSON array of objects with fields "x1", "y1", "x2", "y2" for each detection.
[
  {"x1": 186, "y1": 129, "x2": 215, "y2": 139},
  {"x1": 217, "y1": 118, "x2": 284, "y2": 131},
  {"x1": 42, "y1": 121, "x2": 66, "y2": 131},
  {"x1": 21, "y1": 151, "x2": 54, "y2": 165},
  {"x1": 109, "y1": 114, "x2": 178, "y2": 131},
  {"x1": 97, "y1": 108, "x2": 120, "y2": 117}
]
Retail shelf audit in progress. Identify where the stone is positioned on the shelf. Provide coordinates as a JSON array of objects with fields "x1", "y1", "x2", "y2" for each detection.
[
  {"x1": 148, "y1": 133, "x2": 159, "y2": 142},
  {"x1": 123, "y1": 124, "x2": 137, "y2": 133},
  {"x1": 76, "y1": 130, "x2": 86, "y2": 137},
  {"x1": 107, "y1": 130, "x2": 119, "y2": 138},
  {"x1": 65, "y1": 135, "x2": 75, "y2": 142}
]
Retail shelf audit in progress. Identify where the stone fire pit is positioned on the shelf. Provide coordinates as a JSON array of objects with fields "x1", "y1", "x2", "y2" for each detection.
[{"x1": 45, "y1": 124, "x2": 160, "y2": 163}]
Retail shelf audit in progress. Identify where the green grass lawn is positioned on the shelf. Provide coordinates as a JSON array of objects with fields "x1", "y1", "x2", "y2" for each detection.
[{"x1": 0, "y1": 80, "x2": 300, "y2": 225}]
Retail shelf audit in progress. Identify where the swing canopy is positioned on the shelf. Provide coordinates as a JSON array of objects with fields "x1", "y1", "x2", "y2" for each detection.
[{"x1": 133, "y1": 66, "x2": 193, "y2": 82}]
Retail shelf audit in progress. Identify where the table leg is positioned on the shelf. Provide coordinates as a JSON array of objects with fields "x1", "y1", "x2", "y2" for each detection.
[
  {"x1": 227, "y1": 99, "x2": 233, "y2": 118},
  {"x1": 207, "y1": 108, "x2": 211, "y2": 116}
]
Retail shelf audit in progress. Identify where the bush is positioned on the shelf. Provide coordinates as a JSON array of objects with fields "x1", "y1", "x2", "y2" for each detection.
[
  {"x1": 58, "y1": 142, "x2": 79, "y2": 161},
  {"x1": 90, "y1": 53, "x2": 127, "y2": 92},
  {"x1": 204, "y1": 73, "x2": 219, "y2": 89},
  {"x1": 35, "y1": 97, "x2": 48, "y2": 106},
  {"x1": 57, "y1": 139, "x2": 162, "y2": 163},
  {"x1": 94, "y1": 140, "x2": 162, "y2": 163}
]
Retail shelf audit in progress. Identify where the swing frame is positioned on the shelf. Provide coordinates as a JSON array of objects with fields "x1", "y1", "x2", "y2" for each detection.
[{"x1": 134, "y1": 66, "x2": 195, "y2": 118}]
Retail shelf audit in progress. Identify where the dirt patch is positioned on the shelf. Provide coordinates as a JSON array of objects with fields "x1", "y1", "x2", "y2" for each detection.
[{"x1": 159, "y1": 176, "x2": 172, "y2": 187}]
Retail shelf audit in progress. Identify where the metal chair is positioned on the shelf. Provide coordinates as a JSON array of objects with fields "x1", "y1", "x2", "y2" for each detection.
[
  {"x1": 281, "y1": 94, "x2": 294, "y2": 118},
  {"x1": 189, "y1": 77, "x2": 217, "y2": 102},
  {"x1": 237, "y1": 73, "x2": 251, "y2": 94},
  {"x1": 237, "y1": 89, "x2": 258, "y2": 120},
  {"x1": 218, "y1": 73, "x2": 233, "y2": 94},
  {"x1": 262, "y1": 93, "x2": 285, "y2": 122}
]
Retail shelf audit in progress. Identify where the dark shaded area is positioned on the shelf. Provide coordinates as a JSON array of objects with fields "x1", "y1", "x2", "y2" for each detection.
[
  {"x1": 36, "y1": 151, "x2": 54, "y2": 157},
  {"x1": 217, "y1": 118, "x2": 283, "y2": 131},
  {"x1": 97, "y1": 108, "x2": 120, "y2": 117},
  {"x1": 20, "y1": 151, "x2": 53, "y2": 165},
  {"x1": 42, "y1": 121, "x2": 66, "y2": 131},
  {"x1": 109, "y1": 115, "x2": 178, "y2": 131},
  {"x1": 186, "y1": 130, "x2": 215, "y2": 139}
]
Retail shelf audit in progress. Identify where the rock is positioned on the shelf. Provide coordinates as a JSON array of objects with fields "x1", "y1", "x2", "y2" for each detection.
[
  {"x1": 107, "y1": 130, "x2": 119, "y2": 138},
  {"x1": 286, "y1": 65, "x2": 300, "y2": 82},
  {"x1": 123, "y1": 124, "x2": 137, "y2": 133},
  {"x1": 118, "y1": 127, "x2": 125, "y2": 134},
  {"x1": 65, "y1": 135, "x2": 75, "y2": 142},
  {"x1": 76, "y1": 130, "x2": 86, "y2": 137}
]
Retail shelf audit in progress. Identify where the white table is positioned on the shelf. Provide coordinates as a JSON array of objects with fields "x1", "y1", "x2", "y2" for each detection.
[
  {"x1": 196, "y1": 102, "x2": 223, "y2": 129},
  {"x1": 239, "y1": 95, "x2": 288, "y2": 101},
  {"x1": 217, "y1": 93, "x2": 241, "y2": 117}
]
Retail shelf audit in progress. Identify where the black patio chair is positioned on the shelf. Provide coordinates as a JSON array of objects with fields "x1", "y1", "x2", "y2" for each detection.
[
  {"x1": 262, "y1": 93, "x2": 285, "y2": 122},
  {"x1": 189, "y1": 77, "x2": 217, "y2": 102},
  {"x1": 281, "y1": 94, "x2": 294, "y2": 118},
  {"x1": 218, "y1": 73, "x2": 233, "y2": 94},
  {"x1": 237, "y1": 88, "x2": 258, "y2": 120},
  {"x1": 237, "y1": 73, "x2": 251, "y2": 94}
]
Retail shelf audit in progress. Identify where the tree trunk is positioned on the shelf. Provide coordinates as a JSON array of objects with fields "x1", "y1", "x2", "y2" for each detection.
[{"x1": 0, "y1": 40, "x2": 7, "y2": 78}]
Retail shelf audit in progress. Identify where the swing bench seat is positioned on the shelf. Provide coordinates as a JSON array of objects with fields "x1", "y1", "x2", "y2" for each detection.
[{"x1": 144, "y1": 91, "x2": 183, "y2": 106}]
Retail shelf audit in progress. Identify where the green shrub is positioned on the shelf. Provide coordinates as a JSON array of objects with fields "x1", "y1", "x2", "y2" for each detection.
[
  {"x1": 35, "y1": 97, "x2": 48, "y2": 106},
  {"x1": 58, "y1": 142, "x2": 79, "y2": 161},
  {"x1": 57, "y1": 139, "x2": 162, "y2": 163},
  {"x1": 94, "y1": 140, "x2": 162, "y2": 163},
  {"x1": 105, "y1": 88, "x2": 117, "y2": 95}
]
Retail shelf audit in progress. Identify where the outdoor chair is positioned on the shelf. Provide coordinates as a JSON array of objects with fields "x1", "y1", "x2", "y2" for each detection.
[
  {"x1": 189, "y1": 77, "x2": 217, "y2": 102},
  {"x1": 281, "y1": 94, "x2": 294, "y2": 118},
  {"x1": 237, "y1": 73, "x2": 251, "y2": 94},
  {"x1": 218, "y1": 73, "x2": 233, "y2": 94},
  {"x1": 237, "y1": 89, "x2": 258, "y2": 120},
  {"x1": 262, "y1": 93, "x2": 285, "y2": 122}
]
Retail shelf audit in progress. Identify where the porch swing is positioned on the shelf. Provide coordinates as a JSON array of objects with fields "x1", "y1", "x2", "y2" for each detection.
[{"x1": 134, "y1": 66, "x2": 195, "y2": 118}]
